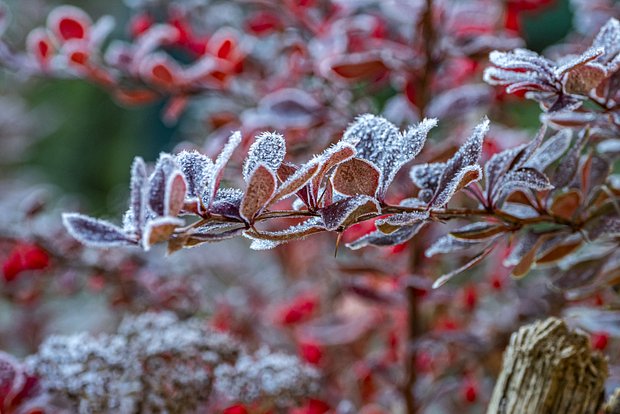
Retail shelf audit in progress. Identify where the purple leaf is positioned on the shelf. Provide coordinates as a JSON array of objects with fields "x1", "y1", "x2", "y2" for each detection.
[
  {"x1": 175, "y1": 150, "x2": 214, "y2": 211},
  {"x1": 376, "y1": 211, "x2": 430, "y2": 233},
  {"x1": 63, "y1": 213, "x2": 136, "y2": 247},
  {"x1": 244, "y1": 217, "x2": 326, "y2": 250},
  {"x1": 148, "y1": 153, "x2": 179, "y2": 217},
  {"x1": 409, "y1": 162, "x2": 446, "y2": 196},
  {"x1": 524, "y1": 129, "x2": 571, "y2": 172},
  {"x1": 432, "y1": 165, "x2": 482, "y2": 208},
  {"x1": 210, "y1": 188, "x2": 243, "y2": 219},
  {"x1": 430, "y1": 118, "x2": 488, "y2": 207},
  {"x1": 483, "y1": 145, "x2": 526, "y2": 200},
  {"x1": 319, "y1": 195, "x2": 380, "y2": 231},
  {"x1": 128, "y1": 156, "x2": 148, "y2": 234},
  {"x1": 493, "y1": 167, "x2": 553, "y2": 205},
  {"x1": 346, "y1": 222, "x2": 426, "y2": 250}
]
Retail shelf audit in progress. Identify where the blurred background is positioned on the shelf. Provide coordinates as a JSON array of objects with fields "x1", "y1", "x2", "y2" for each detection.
[{"x1": 1, "y1": 0, "x2": 573, "y2": 214}]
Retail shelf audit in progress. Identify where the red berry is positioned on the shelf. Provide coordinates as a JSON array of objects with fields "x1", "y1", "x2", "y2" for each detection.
[
  {"x1": 592, "y1": 332, "x2": 609, "y2": 351},
  {"x1": 222, "y1": 405, "x2": 248, "y2": 414},
  {"x1": 58, "y1": 18, "x2": 86, "y2": 40},
  {"x1": 300, "y1": 342, "x2": 322, "y2": 365}
]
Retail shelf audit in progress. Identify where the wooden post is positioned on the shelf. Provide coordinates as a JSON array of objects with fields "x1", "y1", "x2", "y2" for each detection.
[{"x1": 487, "y1": 317, "x2": 608, "y2": 414}]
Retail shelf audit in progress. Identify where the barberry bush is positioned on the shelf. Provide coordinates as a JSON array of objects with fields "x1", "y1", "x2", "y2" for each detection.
[{"x1": 1, "y1": 0, "x2": 620, "y2": 413}]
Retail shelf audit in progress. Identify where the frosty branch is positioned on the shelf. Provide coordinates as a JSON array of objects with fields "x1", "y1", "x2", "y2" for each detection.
[{"x1": 62, "y1": 113, "x2": 618, "y2": 288}]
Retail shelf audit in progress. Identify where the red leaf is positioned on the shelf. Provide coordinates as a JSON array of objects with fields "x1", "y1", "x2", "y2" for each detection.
[
  {"x1": 240, "y1": 165, "x2": 277, "y2": 223},
  {"x1": 331, "y1": 58, "x2": 388, "y2": 80}
]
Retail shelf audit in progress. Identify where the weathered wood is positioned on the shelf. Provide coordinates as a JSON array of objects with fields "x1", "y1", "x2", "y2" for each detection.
[{"x1": 487, "y1": 317, "x2": 608, "y2": 414}]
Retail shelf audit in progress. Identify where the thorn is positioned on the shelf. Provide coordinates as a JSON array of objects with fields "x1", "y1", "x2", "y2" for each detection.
[{"x1": 334, "y1": 232, "x2": 343, "y2": 257}]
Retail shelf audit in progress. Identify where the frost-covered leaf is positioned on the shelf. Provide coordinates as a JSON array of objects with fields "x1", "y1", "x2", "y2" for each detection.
[
  {"x1": 409, "y1": 162, "x2": 445, "y2": 194},
  {"x1": 243, "y1": 132, "x2": 286, "y2": 181},
  {"x1": 175, "y1": 150, "x2": 213, "y2": 211},
  {"x1": 432, "y1": 246, "x2": 494, "y2": 289},
  {"x1": 542, "y1": 111, "x2": 596, "y2": 128},
  {"x1": 484, "y1": 49, "x2": 558, "y2": 95},
  {"x1": 332, "y1": 158, "x2": 381, "y2": 197},
  {"x1": 178, "y1": 227, "x2": 244, "y2": 250},
  {"x1": 205, "y1": 131, "x2": 242, "y2": 207},
  {"x1": 432, "y1": 165, "x2": 482, "y2": 208},
  {"x1": 319, "y1": 195, "x2": 380, "y2": 231},
  {"x1": 563, "y1": 62, "x2": 607, "y2": 95},
  {"x1": 165, "y1": 171, "x2": 187, "y2": 217},
  {"x1": 592, "y1": 18, "x2": 620, "y2": 68},
  {"x1": 240, "y1": 164, "x2": 277, "y2": 223},
  {"x1": 425, "y1": 234, "x2": 486, "y2": 258},
  {"x1": 585, "y1": 215, "x2": 620, "y2": 241},
  {"x1": 142, "y1": 216, "x2": 184, "y2": 250},
  {"x1": 555, "y1": 47, "x2": 604, "y2": 77},
  {"x1": 63, "y1": 213, "x2": 136, "y2": 247},
  {"x1": 309, "y1": 142, "x2": 357, "y2": 206},
  {"x1": 244, "y1": 217, "x2": 326, "y2": 250},
  {"x1": 148, "y1": 153, "x2": 183, "y2": 217},
  {"x1": 346, "y1": 222, "x2": 426, "y2": 250},
  {"x1": 551, "y1": 258, "x2": 606, "y2": 290},
  {"x1": 128, "y1": 156, "x2": 148, "y2": 233},
  {"x1": 430, "y1": 118, "x2": 488, "y2": 207},
  {"x1": 272, "y1": 161, "x2": 319, "y2": 203},
  {"x1": 493, "y1": 168, "x2": 552, "y2": 205},
  {"x1": 450, "y1": 222, "x2": 507, "y2": 240},
  {"x1": 425, "y1": 222, "x2": 504, "y2": 257},
  {"x1": 483, "y1": 145, "x2": 525, "y2": 200},
  {"x1": 210, "y1": 188, "x2": 244, "y2": 219},
  {"x1": 376, "y1": 211, "x2": 430, "y2": 234},
  {"x1": 551, "y1": 130, "x2": 587, "y2": 188},
  {"x1": 524, "y1": 129, "x2": 571, "y2": 172},
  {"x1": 342, "y1": 114, "x2": 436, "y2": 199}
]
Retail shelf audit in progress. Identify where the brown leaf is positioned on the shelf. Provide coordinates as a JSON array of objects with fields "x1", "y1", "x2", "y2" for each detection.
[
  {"x1": 536, "y1": 240, "x2": 582, "y2": 265},
  {"x1": 332, "y1": 158, "x2": 380, "y2": 197},
  {"x1": 240, "y1": 165, "x2": 277, "y2": 223},
  {"x1": 272, "y1": 161, "x2": 320, "y2": 203},
  {"x1": 564, "y1": 64, "x2": 607, "y2": 95},
  {"x1": 511, "y1": 234, "x2": 550, "y2": 278},
  {"x1": 166, "y1": 172, "x2": 187, "y2": 217},
  {"x1": 331, "y1": 58, "x2": 388, "y2": 80},
  {"x1": 550, "y1": 190, "x2": 581, "y2": 220},
  {"x1": 143, "y1": 217, "x2": 184, "y2": 250},
  {"x1": 311, "y1": 144, "x2": 356, "y2": 205}
]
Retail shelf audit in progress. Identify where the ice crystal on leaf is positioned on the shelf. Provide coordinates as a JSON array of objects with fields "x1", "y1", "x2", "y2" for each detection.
[
  {"x1": 428, "y1": 118, "x2": 488, "y2": 208},
  {"x1": 342, "y1": 114, "x2": 436, "y2": 200},
  {"x1": 485, "y1": 18, "x2": 620, "y2": 110},
  {"x1": 63, "y1": 213, "x2": 137, "y2": 248},
  {"x1": 243, "y1": 132, "x2": 286, "y2": 181}
]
